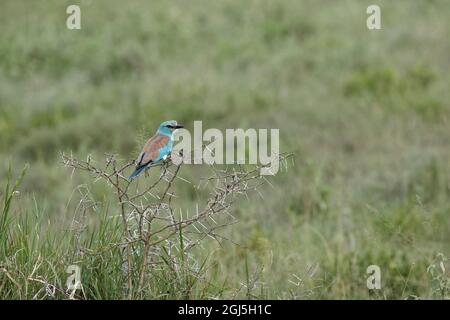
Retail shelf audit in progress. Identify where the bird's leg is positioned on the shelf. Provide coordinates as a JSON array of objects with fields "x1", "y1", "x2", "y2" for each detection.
[
  {"x1": 160, "y1": 156, "x2": 174, "y2": 179},
  {"x1": 160, "y1": 162, "x2": 168, "y2": 178}
]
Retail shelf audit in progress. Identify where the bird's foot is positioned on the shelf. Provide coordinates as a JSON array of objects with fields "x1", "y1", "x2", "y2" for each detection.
[{"x1": 160, "y1": 161, "x2": 170, "y2": 179}]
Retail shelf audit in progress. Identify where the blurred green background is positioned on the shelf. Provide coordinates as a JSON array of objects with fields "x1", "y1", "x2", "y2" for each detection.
[{"x1": 1, "y1": 0, "x2": 449, "y2": 299}]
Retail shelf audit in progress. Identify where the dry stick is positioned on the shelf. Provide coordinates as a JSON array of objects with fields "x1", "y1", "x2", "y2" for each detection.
[
  {"x1": 62, "y1": 152, "x2": 293, "y2": 298},
  {"x1": 113, "y1": 160, "x2": 133, "y2": 299},
  {"x1": 136, "y1": 164, "x2": 181, "y2": 293}
]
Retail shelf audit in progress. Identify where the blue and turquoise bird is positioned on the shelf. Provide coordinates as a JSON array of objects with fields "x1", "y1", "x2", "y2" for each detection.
[{"x1": 128, "y1": 120, "x2": 184, "y2": 181}]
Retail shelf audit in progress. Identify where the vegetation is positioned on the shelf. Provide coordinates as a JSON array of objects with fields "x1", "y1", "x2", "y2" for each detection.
[{"x1": 0, "y1": 0, "x2": 449, "y2": 299}]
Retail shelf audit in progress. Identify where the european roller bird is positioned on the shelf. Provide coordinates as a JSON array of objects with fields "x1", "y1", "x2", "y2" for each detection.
[{"x1": 128, "y1": 120, "x2": 184, "y2": 181}]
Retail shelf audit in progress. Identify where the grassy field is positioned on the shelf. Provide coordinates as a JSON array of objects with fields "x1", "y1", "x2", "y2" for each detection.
[{"x1": 1, "y1": 0, "x2": 449, "y2": 299}]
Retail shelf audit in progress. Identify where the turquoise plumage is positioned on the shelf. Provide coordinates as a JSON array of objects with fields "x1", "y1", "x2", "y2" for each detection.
[{"x1": 128, "y1": 120, "x2": 183, "y2": 181}]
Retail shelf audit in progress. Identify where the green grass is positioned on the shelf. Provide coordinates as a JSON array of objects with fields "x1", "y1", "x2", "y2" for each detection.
[{"x1": 1, "y1": 0, "x2": 450, "y2": 299}]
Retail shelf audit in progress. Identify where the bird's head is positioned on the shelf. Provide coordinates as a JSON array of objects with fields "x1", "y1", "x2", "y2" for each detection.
[{"x1": 157, "y1": 120, "x2": 184, "y2": 136}]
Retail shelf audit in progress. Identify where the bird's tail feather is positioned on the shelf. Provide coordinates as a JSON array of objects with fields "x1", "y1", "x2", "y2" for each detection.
[{"x1": 128, "y1": 166, "x2": 146, "y2": 181}]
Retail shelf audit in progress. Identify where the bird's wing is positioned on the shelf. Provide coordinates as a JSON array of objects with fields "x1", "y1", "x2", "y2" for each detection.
[{"x1": 136, "y1": 134, "x2": 170, "y2": 167}]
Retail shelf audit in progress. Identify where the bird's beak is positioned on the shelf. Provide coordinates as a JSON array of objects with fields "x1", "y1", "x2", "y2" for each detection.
[{"x1": 173, "y1": 124, "x2": 184, "y2": 129}]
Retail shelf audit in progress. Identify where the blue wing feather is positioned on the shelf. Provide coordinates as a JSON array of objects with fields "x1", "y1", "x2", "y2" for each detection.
[{"x1": 128, "y1": 133, "x2": 174, "y2": 181}]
